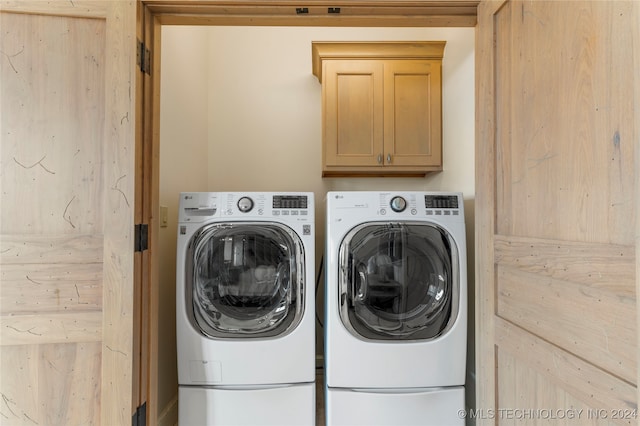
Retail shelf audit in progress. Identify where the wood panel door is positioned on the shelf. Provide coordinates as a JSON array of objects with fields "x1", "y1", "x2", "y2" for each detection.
[
  {"x1": 476, "y1": 1, "x2": 639, "y2": 425},
  {"x1": 0, "y1": 2, "x2": 137, "y2": 424}
]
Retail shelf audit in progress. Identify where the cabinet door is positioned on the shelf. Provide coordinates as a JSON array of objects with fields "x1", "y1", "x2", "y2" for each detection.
[
  {"x1": 383, "y1": 60, "x2": 442, "y2": 168},
  {"x1": 323, "y1": 60, "x2": 384, "y2": 168}
]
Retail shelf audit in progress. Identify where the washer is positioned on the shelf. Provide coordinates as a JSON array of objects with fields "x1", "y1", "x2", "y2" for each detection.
[
  {"x1": 176, "y1": 192, "x2": 315, "y2": 425},
  {"x1": 325, "y1": 191, "x2": 467, "y2": 426}
]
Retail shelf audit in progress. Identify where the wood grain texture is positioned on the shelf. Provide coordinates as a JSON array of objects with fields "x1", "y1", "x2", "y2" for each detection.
[
  {"x1": 477, "y1": 0, "x2": 638, "y2": 423},
  {"x1": 497, "y1": 261, "x2": 635, "y2": 383},
  {"x1": 494, "y1": 1, "x2": 635, "y2": 246},
  {"x1": 475, "y1": 1, "x2": 504, "y2": 423},
  {"x1": 318, "y1": 43, "x2": 444, "y2": 176},
  {"x1": 0, "y1": 343, "x2": 101, "y2": 425},
  {"x1": 328, "y1": 60, "x2": 382, "y2": 165},
  {"x1": 0, "y1": 234, "x2": 103, "y2": 264},
  {"x1": 0, "y1": 9, "x2": 109, "y2": 426},
  {"x1": 497, "y1": 346, "x2": 620, "y2": 426},
  {"x1": 497, "y1": 318, "x2": 635, "y2": 426},
  {"x1": 1, "y1": 263, "x2": 102, "y2": 314},
  {"x1": 0, "y1": 312, "x2": 102, "y2": 345},
  {"x1": 312, "y1": 41, "x2": 446, "y2": 82},
  {"x1": 494, "y1": 235, "x2": 635, "y2": 296},
  {"x1": 149, "y1": 2, "x2": 478, "y2": 27},
  {"x1": 0, "y1": 1, "x2": 107, "y2": 18},
  {"x1": 100, "y1": 1, "x2": 137, "y2": 424},
  {"x1": 633, "y1": 0, "x2": 640, "y2": 409},
  {"x1": 0, "y1": 13, "x2": 105, "y2": 235},
  {"x1": 134, "y1": 3, "x2": 159, "y2": 422},
  {"x1": 384, "y1": 60, "x2": 441, "y2": 167},
  {"x1": 1, "y1": 1, "x2": 135, "y2": 424}
]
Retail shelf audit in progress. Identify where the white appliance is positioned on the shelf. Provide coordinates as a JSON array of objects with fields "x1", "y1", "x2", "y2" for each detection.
[
  {"x1": 176, "y1": 192, "x2": 315, "y2": 425},
  {"x1": 325, "y1": 191, "x2": 467, "y2": 426}
]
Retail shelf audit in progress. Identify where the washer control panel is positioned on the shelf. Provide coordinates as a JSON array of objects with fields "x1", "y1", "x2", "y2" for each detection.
[{"x1": 179, "y1": 192, "x2": 313, "y2": 223}]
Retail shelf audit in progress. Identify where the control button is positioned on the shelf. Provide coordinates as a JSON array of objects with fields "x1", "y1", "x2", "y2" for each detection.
[
  {"x1": 380, "y1": 209, "x2": 387, "y2": 215},
  {"x1": 411, "y1": 208, "x2": 417, "y2": 215},
  {"x1": 237, "y1": 197, "x2": 254, "y2": 213},
  {"x1": 390, "y1": 196, "x2": 407, "y2": 213}
]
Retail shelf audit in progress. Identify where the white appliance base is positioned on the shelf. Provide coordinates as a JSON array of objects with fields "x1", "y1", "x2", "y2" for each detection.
[
  {"x1": 326, "y1": 386, "x2": 465, "y2": 426},
  {"x1": 179, "y1": 382, "x2": 315, "y2": 426}
]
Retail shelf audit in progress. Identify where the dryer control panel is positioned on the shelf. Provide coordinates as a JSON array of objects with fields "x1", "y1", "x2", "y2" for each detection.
[{"x1": 328, "y1": 191, "x2": 463, "y2": 222}]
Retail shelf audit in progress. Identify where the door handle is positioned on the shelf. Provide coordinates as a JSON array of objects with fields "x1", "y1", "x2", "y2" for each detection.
[
  {"x1": 386, "y1": 154, "x2": 392, "y2": 164},
  {"x1": 377, "y1": 154, "x2": 383, "y2": 164}
]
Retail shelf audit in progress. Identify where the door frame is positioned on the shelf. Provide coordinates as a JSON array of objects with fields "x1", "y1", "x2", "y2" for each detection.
[
  {"x1": 137, "y1": 2, "x2": 477, "y2": 424},
  {"x1": 135, "y1": 1, "x2": 640, "y2": 424}
]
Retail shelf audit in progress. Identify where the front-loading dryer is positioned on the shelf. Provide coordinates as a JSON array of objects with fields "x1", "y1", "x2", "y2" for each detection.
[
  {"x1": 176, "y1": 192, "x2": 315, "y2": 425},
  {"x1": 325, "y1": 191, "x2": 467, "y2": 426}
]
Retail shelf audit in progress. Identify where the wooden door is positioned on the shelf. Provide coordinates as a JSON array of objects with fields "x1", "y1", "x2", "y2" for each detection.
[
  {"x1": 476, "y1": 1, "x2": 639, "y2": 425},
  {"x1": 383, "y1": 60, "x2": 442, "y2": 168},
  {"x1": 0, "y1": 2, "x2": 137, "y2": 424},
  {"x1": 323, "y1": 60, "x2": 384, "y2": 169}
]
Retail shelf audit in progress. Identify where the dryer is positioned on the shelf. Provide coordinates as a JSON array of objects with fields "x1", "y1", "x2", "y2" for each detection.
[
  {"x1": 176, "y1": 192, "x2": 315, "y2": 425},
  {"x1": 325, "y1": 191, "x2": 467, "y2": 426}
]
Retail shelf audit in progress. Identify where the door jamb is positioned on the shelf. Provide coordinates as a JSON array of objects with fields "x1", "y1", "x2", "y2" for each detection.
[{"x1": 136, "y1": 2, "x2": 478, "y2": 425}]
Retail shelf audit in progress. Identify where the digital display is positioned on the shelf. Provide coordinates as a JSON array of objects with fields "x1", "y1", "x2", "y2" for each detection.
[
  {"x1": 424, "y1": 195, "x2": 459, "y2": 209},
  {"x1": 273, "y1": 195, "x2": 308, "y2": 209}
]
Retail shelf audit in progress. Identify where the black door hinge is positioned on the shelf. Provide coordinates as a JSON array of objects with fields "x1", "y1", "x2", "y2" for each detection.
[
  {"x1": 137, "y1": 39, "x2": 151, "y2": 75},
  {"x1": 134, "y1": 224, "x2": 149, "y2": 252},
  {"x1": 132, "y1": 402, "x2": 147, "y2": 426}
]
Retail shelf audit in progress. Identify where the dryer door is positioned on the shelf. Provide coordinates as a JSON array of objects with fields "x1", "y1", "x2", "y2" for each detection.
[
  {"x1": 338, "y1": 222, "x2": 459, "y2": 341},
  {"x1": 186, "y1": 222, "x2": 305, "y2": 338}
]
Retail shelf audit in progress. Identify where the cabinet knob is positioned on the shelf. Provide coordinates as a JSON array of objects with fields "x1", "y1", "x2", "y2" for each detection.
[
  {"x1": 377, "y1": 154, "x2": 383, "y2": 164},
  {"x1": 387, "y1": 154, "x2": 392, "y2": 164}
]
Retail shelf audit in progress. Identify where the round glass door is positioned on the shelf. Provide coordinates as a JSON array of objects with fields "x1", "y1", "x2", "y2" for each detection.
[
  {"x1": 338, "y1": 222, "x2": 459, "y2": 341},
  {"x1": 186, "y1": 222, "x2": 305, "y2": 338}
]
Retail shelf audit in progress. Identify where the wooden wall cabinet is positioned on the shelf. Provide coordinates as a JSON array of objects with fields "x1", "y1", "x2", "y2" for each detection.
[{"x1": 312, "y1": 42, "x2": 445, "y2": 177}]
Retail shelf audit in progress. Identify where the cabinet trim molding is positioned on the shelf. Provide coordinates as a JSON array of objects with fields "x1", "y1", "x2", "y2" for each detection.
[{"x1": 312, "y1": 41, "x2": 445, "y2": 83}]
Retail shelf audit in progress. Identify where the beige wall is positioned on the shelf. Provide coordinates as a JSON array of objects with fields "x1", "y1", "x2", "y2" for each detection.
[
  {"x1": 159, "y1": 26, "x2": 209, "y2": 426},
  {"x1": 160, "y1": 25, "x2": 475, "y2": 423}
]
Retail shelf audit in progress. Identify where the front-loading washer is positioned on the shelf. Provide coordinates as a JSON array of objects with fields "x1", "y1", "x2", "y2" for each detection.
[
  {"x1": 325, "y1": 191, "x2": 467, "y2": 426},
  {"x1": 176, "y1": 192, "x2": 315, "y2": 425}
]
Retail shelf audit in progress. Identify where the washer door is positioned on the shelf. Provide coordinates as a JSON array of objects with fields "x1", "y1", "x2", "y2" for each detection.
[
  {"x1": 338, "y1": 222, "x2": 459, "y2": 341},
  {"x1": 186, "y1": 222, "x2": 305, "y2": 338}
]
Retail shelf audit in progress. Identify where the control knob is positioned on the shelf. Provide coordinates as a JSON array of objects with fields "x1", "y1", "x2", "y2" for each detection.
[
  {"x1": 237, "y1": 197, "x2": 254, "y2": 213},
  {"x1": 390, "y1": 196, "x2": 407, "y2": 213}
]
